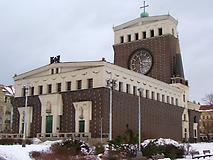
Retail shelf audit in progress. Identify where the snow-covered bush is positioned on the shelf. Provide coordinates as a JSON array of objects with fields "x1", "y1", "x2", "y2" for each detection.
[{"x1": 142, "y1": 139, "x2": 185, "y2": 160}]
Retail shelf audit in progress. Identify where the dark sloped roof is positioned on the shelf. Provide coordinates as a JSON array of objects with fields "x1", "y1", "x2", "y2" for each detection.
[{"x1": 200, "y1": 105, "x2": 213, "y2": 110}]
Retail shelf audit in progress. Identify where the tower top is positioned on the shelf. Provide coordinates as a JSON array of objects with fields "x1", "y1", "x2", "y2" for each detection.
[{"x1": 140, "y1": 1, "x2": 149, "y2": 18}]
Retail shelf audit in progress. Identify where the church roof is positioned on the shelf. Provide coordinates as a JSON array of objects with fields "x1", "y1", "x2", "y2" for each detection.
[
  {"x1": 113, "y1": 14, "x2": 178, "y2": 32},
  {"x1": 200, "y1": 105, "x2": 213, "y2": 111}
]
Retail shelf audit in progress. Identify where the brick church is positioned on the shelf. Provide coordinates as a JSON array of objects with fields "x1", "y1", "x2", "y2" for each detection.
[{"x1": 12, "y1": 8, "x2": 200, "y2": 142}]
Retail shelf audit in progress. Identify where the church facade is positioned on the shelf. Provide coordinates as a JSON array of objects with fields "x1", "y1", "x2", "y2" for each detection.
[{"x1": 12, "y1": 14, "x2": 200, "y2": 142}]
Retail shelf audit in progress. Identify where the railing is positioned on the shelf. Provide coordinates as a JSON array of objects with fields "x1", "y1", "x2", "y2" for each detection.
[
  {"x1": 0, "y1": 134, "x2": 23, "y2": 139},
  {"x1": 36, "y1": 132, "x2": 91, "y2": 139}
]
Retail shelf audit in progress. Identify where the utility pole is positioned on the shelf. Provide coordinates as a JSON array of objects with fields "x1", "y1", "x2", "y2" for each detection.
[
  {"x1": 22, "y1": 84, "x2": 29, "y2": 147},
  {"x1": 137, "y1": 88, "x2": 144, "y2": 156},
  {"x1": 107, "y1": 78, "x2": 117, "y2": 141}
]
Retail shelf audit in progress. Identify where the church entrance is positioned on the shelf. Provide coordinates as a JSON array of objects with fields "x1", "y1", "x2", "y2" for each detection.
[
  {"x1": 79, "y1": 120, "x2": 85, "y2": 133},
  {"x1": 46, "y1": 115, "x2": 53, "y2": 133}
]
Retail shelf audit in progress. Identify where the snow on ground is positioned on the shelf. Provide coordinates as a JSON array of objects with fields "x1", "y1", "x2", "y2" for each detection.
[
  {"x1": 0, "y1": 140, "x2": 213, "y2": 160},
  {"x1": 0, "y1": 140, "x2": 60, "y2": 160}
]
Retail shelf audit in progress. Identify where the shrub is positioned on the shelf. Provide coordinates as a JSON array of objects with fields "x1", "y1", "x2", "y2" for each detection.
[
  {"x1": 94, "y1": 143, "x2": 105, "y2": 155},
  {"x1": 142, "y1": 140, "x2": 185, "y2": 159},
  {"x1": 50, "y1": 139, "x2": 82, "y2": 156}
]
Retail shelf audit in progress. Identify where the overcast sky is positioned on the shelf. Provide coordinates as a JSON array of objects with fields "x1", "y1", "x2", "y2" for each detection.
[{"x1": 0, "y1": 0, "x2": 212, "y2": 103}]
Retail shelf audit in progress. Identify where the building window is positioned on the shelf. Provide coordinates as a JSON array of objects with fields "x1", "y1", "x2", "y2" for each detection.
[
  {"x1": 172, "y1": 28, "x2": 175, "y2": 35},
  {"x1": 22, "y1": 87, "x2": 26, "y2": 97},
  {"x1": 127, "y1": 34, "x2": 131, "y2": 42},
  {"x1": 119, "y1": 82, "x2": 123, "y2": 92},
  {"x1": 135, "y1": 33, "x2": 139, "y2": 40},
  {"x1": 167, "y1": 96, "x2": 170, "y2": 103},
  {"x1": 126, "y1": 84, "x2": 130, "y2": 93},
  {"x1": 143, "y1": 31, "x2": 146, "y2": 39},
  {"x1": 31, "y1": 87, "x2": 34, "y2": 96},
  {"x1": 146, "y1": 90, "x2": 149, "y2": 99},
  {"x1": 39, "y1": 85, "x2": 43, "y2": 95},
  {"x1": 162, "y1": 94, "x2": 165, "y2": 102},
  {"x1": 77, "y1": 80, "x2": 82, "y2": 90},
  {"x1": 51, "y1": 69, "x2": 54, "y2": 74},
  {"x1": 151, "y1": 91, "x2": 155, "y2": 100},
  {"x1": 158, "y1": 28, "x2": 163, "y2": 36},
  {"x1": 157, "y1": 93, "x2": 160, "y2": 101},
  {"x1": 133, "y1": 86, "x2": 137, "y2": 95},
  {"x1": 171, "y1": 97, "x2": 174, "y2": 105},
  {"x1": 175, "y1": 98, "x2": 178, "y2": 106},
  {"x1": 66, "y1": 81, "x2": 71, "y2": 91},
  {"x1": 194, "y1": 129, "x2": 197, "y2": 138},
  {"x1": 150, "y1": 30, "x2": 154, "y2": 37},
  {"x1": 183, "y1": 94, "x2": 186, "y2": 102},
  {"x1": 56, "y1": 68, "x2": 59, "y2": 74},
  {"x1": 57, "y1": 83, "x2": 61, "y2": 92},
  {"x1": 183, "y1": 114, "x2": 186, "y2": 121},
  {"x1": 87, "y1": 78, "x2": 93, "y2": 89},
  {"x1": 47, "y1": 84, "x2": 52, "y2": 94},
  {"x1": 120, "y1": 36, "x2": 124, "y2": 43}
]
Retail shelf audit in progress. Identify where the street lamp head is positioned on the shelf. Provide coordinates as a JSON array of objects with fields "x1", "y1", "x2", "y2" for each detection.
[{"x1": 138, "y1": 88, "x2": 144, "y2": 92}]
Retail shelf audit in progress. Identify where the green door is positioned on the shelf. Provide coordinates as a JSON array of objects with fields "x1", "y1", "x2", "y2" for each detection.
[
  {"x1": 79, "y1": 120, "x2": 85, "y2": 133},
  {"x1": 46, "y1": 115, "x2": 53, "y2": 133}
]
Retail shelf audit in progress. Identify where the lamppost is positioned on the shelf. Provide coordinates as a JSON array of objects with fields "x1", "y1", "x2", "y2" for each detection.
[
  {"x1": 106, "y1": 78, "x2": 117, "y2": 141},
  {"x1": 137, "y1": 88, "x2": 144, "y2": 156},
  {"x1": 22, "y1": 84, "x2": 29, "y2": 147}
]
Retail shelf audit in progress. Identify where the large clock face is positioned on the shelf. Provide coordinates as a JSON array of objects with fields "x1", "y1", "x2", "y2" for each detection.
[{"x1": 129, "y1": 49, "x2": 153, "y2": 75}]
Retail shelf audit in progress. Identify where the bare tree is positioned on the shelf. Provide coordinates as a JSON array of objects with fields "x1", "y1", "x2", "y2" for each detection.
[{"x1": 203, "y1": 93, "x2": 213, "y2": 105}]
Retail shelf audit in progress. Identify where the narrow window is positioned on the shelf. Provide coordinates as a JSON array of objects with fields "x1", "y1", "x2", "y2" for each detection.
[
  {"x1": 133, "y1": 86, "x2": 137, "y2": 95},
  {"x1": 143, "y1": 31, "x2": 146, "y2": 39},
  {"x1": 171, "y1": 97, "x2": 174, "y2": 105},
  {"x1": 194, "y1": 116, "x2": 197, "y2": 123},
  {"x1": 120, "y1": 36, "x2": 124, "y2": 43},
  {"x1": 162, "y1": 95, "x2": 165, "y2": 102},
  {"x1": 151, "y1": 91, "x2": 155, "y2": 100},
  {"x1": 175, "y1": 98, "x2": 178, "y2": 106},
  {"x1": 158, "y1": 28, "x2": 163, "y2": 36},
  {"x1": 127, "y1": 34, "x2": 131, "y2": 42},
  {"x1": 167, "y1": 96, "x2": 170, "y2": 103},
  {"x1": 126, "y1": 84, "x2": 130, "y2": 93},
  {"x1": 39, "y1": 85, "x2": 43, "y2": 95},
  {"x1": 194, "y1": 129, "x2": 197, "y2": 138},
  {"x1": 47, "y1": 84, "x2": 52, "y2": 94},
  {"x1": 51, "y1": 69, "x2": 54, "y2": 74},
  {"x1": 22, "y1": 87, "x2": 26, "y2": 97},
  {"x1": 183, "y1": 94, "x2": 186, "y2": 102},
  {"x1": 66, "y1": 81, "x2": 71, "y2": 91},
  {"x1": 135, "y1": 33, "x2": 139, "y2": 40},
  {"x1": 77, "y1": 80, "x2": 82, "y2": 90},
  {"x1": 31, "y1": 87, "x2": 34, "y2": 96},
  {"x1": 57, "y1": 83, "x2": 61, "y2": 92},
  {"x1": 146, "y1": 90, "x2": 149, "y2": 99},
  {"x1": 150, "y1": 30, "x2": 154, "y2": 37},
  {"x1": 172, "y1": 28, "x2": 175, "y2": 35},
  {"x1": 87, "y1": 78, "x2": 93, "y2": 89},
  {"x1": 119, "y1": 82, "x2": 123, "y2": 92},
  {"x1": 183, "y1": 114, "x2": 186, "y2": 121},
  {"x1": 157, "y1": 93, "x2": 160, "y2": 101},
  {"x1": 56, "y1": 68, "x2": 59, "y2": 74}
]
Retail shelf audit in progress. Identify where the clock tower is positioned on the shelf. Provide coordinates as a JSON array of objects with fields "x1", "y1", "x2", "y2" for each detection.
[{"x1": 113, "y1": 8, "x2": 188, "y2": 85}]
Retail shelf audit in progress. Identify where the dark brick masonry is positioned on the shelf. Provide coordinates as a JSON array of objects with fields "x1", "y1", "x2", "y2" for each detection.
[
  {"x1": 12, "y1": 96, "x2": 42, "y2": 138},
  {"x1": 12, "y1": 87, "x2": 185, "y2": 141},
  {"x1": 113, "y1": 35, "x2": 184, "y2": 84}
]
